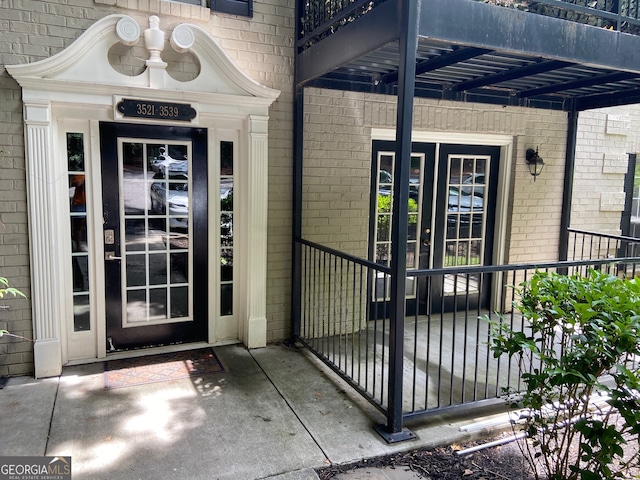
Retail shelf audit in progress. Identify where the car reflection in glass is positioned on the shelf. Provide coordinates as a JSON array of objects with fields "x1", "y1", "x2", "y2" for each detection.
[
  {"x1": 150, "y1": 146, "x2": 187, "y2": 173},
  {"x1": 378, "y1": 170, "x2": 419, "y2": 200},
  {"x1": 448, "y1": 186, "x2": 483, "y2": 238},
  {"x1": 150, "y1": 161, "x2": 189, "y2": 229},
  {"x1": 460, "y1": 173, "x2": 485, "y2": 198}
]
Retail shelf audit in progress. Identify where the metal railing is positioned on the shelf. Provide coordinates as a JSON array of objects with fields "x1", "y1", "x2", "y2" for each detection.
[
  {"x1": 568, "y1": 227, "x2": 640, "y2": 260},
  {"x1": 295, "y1": 237, "x2": 640, "y2": 437},
  {"x1": 298, "y1": 0, "x2": 640, "y2": 49},
  {"x1": 508, "y1": 0, "x2": 640, "y2": 33}
]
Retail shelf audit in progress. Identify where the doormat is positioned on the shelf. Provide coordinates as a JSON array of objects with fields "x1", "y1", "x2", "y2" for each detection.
[{"x1": 104, "y1": 348, "x2": 224, "y2": 390}]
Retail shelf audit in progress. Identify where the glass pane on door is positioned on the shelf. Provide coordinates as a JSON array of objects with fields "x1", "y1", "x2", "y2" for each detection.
[
  {"x1": 373, "y1": 150, "x2": 424, "y2": 301},
  {"x1": 444, "y1": 154, "x2": 489, "y2": 295},
  {"x1": 120, "y1": 140, "x2": 192, "y2": 326}
]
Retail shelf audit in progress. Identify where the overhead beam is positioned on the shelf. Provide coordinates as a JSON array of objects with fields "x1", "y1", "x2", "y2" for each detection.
[
  {"x1": 382, "y1": 47, "x2": 492, "y2": 85},
  {"x1": 453, "y1": 59, "x2": 573, "y2": 92},
  {"x1": 576, "y1": 86, "x2": 640, "y2": 111},
  {"x1": 420, "y1": 0, "x2": 640, "y2": 75},
  {"x1": 520, "y1": 71, "x2": 640, "y2": 98}
]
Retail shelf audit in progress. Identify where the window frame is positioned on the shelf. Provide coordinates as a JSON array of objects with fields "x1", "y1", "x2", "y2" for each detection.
[{"x1": 211, "y1": 0, "x2": 253, "y2": 17}]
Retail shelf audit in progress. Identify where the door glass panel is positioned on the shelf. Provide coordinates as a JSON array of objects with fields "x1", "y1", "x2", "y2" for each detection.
[
  {"x1": 120, "y1": 140, "x2": 192, "y2": 326},
  {"x1": 171, "y1": 287, "x2": 189, "y2": 317},
  {"x1": 220, "y1": 141, "x2": 234, "y2": 316},
  {"x1": 67, "y1": 132, "x2": 91, "y2": 332},
  {"x1": 126, "y1": 290, "x2": 147, "y2": 323},
  {"x1": 125, "y1": 254, "x2": 146, "y2": 287},
  {"x1": 373, "y1": 151, "x2": 424, "y2": 301},
  {"x1": 149, "y1": 288, "x2": 168, "y2": 320},
  {"x1": 444, "y1": 154, "x2": 489, "y2": 295}
]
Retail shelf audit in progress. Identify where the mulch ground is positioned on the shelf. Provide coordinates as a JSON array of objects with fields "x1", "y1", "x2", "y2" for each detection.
[
  {"x1": 317, "y1": 423, "x2": 639, "y2": 480},
  {"x1": 316, "y1": 432, "x2": 534, "y2": 480}
]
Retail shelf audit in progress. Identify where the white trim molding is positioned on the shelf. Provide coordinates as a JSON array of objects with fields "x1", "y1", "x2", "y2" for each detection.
[
  {"x1": 7, "y1": 14, "x2": 280, "y2": 377},
  {"x1": 243, "y1": 115, "x2": 270, "y2": 348},
  {"x1": 23, "y1": 100, "x2": 65, "y2": 378}
]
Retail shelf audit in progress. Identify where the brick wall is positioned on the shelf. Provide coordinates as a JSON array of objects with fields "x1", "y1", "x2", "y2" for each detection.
[
  {"x1": 2, "y1": 0, "x2": 638, "y2": 374},
  {"x1": 572, "y1": 106, "x2": 640, "y2": 236},
  {"x1": 302, "y1": 88, "x2": 569, "y2": 265},
  {"x1": 0, "y1": 0, "x2": 295, "y2": 368},
  {"x1": 0, "y1": 13, "x2": 35, "y2": 375}
]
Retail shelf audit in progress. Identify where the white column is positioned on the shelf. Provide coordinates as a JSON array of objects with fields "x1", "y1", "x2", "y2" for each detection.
[
  {"x1": 243, "y1": 115, "x2": 269, "y2": 348},
  {"x1": 23, "y1": 100, "x2": 64, "y2": 378}
]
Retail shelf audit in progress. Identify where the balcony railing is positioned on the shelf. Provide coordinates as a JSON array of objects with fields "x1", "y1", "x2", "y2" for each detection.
[
  {"x1": 295, "y1": 236, "x2": 640, "y2": 437},
  {"x1": 568, "y1": 227, "x2": 640, "y2": 260},
  {"x1": 298, "y1": 0, "x2": 640, "y2": 49}
]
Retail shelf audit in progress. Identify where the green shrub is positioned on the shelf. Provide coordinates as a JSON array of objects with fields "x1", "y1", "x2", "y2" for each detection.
[
  {"x1": 0, "y1": 277, "x2": 27, "y2": 340},
  {"x1": 488, "y1": 269, "x2": 640, "y2": 480}
]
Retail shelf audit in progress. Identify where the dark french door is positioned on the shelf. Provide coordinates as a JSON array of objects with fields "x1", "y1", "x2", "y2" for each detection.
[
  {"x1": 370, "y1": 141, "x2": 500, "y2": 316},
  {"x1": 100, "y1": 123, "x2": 208, "y2": 351},
  {"x1": 428, "y1": 144, "x2": 500, "y2": 312}
]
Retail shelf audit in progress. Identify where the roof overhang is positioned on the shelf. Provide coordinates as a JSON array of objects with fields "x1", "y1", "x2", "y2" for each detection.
[{"x1": 297, "y1": 0, "x2": 640, "y2": 111}]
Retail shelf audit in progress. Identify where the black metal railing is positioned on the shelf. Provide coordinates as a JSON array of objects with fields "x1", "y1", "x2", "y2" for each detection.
[
  {"x1": 296, "y1": 237, "x2": 640, "y2": 437},
  {"x1": 298, "y1": 0, "x2": 640, "y2": 50},
  {"x1": 298, "y1": 0, "x2": 388, "y2": 48},
  {"x1": 568, "y1": 227, "x2": 640, "y2": 260},
  {"x1": 298, "y1": 239, "x2": 392, "y2": 412},
  {"x1": 484, "y1": 0, "x2": 640, "y2": 33}
]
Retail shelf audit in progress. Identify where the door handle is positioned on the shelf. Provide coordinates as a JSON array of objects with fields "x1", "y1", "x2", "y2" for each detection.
[
  {"x1": 423, "y1": 239, "x2": 430, "y2": 247},
  {"x1": 105, "y1": 251, "x2": 122, "y2": 261}
]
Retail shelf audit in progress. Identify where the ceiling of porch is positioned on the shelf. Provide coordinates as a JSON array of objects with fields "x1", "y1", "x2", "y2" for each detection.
[{"x1": 297, "y1": 0, "x2": 640, "y2": 112}]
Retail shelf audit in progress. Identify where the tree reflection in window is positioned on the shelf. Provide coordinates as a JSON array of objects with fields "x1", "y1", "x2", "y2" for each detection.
[{"x1": 220, "y1": 141, "x2": 234, "y2": 316}]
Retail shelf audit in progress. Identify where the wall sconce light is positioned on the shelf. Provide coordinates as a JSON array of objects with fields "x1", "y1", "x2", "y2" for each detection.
[{"x1": 525, "y1": 147, "x2": 545, "y2": 181}]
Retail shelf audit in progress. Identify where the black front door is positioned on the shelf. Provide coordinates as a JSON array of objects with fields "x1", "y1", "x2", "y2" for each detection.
[
  {"x1": 100, "y1": 123, "x2": 208, "y2": 351},
  {"x1": 370, "y1": 141, "x2": 499, "y2": 316}
]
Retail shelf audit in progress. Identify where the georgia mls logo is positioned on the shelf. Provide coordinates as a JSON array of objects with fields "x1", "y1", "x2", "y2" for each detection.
[{"x1": 0, "y1": 456, "x2": 71, "y2": 480}]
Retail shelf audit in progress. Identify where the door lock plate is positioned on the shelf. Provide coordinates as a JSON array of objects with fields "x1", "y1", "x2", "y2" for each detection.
[{"x1": 104, "y1": 229, "x2": 115, "y2": 245}]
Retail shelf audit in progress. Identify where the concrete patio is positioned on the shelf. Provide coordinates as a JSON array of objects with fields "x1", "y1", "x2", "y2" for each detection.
[{"x1": 0, "y1": 344, "x2": 512, "y2": 479}]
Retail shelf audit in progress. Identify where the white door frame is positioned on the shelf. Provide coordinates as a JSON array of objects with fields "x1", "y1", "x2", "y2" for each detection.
[
  {"x1": 7, "y1": 14, "x2": 280, "y2": 377},
  {"x1": 370, "y1": 128, "x2": 514, "y2": 270}
]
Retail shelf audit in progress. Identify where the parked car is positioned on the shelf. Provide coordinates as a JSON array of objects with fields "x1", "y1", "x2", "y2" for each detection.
[
  {"x1": 378, "y1": 170, "x2": 419, "y2": 200},
  {"x1": 150, "y1": 147, "x2": 188, "y2": 173},
  {"x1": 460, "y1": 173, "x2": 485, "y2": 197},
  {"x1": 150, "y1": 163, "x2": 189, "y2": 229},
  {"x1": 447, "y1": 186, "x2": 483, "y2": 238}
]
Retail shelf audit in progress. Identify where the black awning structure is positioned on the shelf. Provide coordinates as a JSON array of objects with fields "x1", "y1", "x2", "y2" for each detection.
[
  {"x1": 292, "y1": 0, "x2": 640, "y2": 441},
  {"x1": 297, "y1": 0, "x2": 640, "y2": 112}
]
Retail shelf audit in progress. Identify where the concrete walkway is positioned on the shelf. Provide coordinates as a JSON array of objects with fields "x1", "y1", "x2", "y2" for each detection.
[{"x1": 0, "y1": 344, "x2": 510, "y2": 479}]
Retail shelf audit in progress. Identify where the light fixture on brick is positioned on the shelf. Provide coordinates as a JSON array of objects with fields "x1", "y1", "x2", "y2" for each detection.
[{"x1": 525, "y1": 147, "x2": 545, "y2": 181}]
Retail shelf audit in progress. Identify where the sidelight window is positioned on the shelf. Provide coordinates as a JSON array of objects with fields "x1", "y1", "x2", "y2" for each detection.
[{"x1": 67, "y1": 133, "x2": 91, "y2": 332}]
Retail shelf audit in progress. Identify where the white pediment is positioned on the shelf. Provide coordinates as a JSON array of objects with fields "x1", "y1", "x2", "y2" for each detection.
[{"x1": 6, "y1": 14, "x2": 280, "y2": 103}]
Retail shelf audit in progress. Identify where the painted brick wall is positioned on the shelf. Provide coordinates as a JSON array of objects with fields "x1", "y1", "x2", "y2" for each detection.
[
  {"x1": 2, "y1": 0, "x2": 639, "y2": 375},
  {"x1": 0, "y1": 17, "x2": 35, "y2": 376},
  {"x1": 572, "y1": 106, "x2": 640, "y2": 236},
  {"x1": 302, "y1": 88, "x2": 569, "y2": 266},
  {"x1": 0, "y1": 0, "x2": 295, "y2": 370}
]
